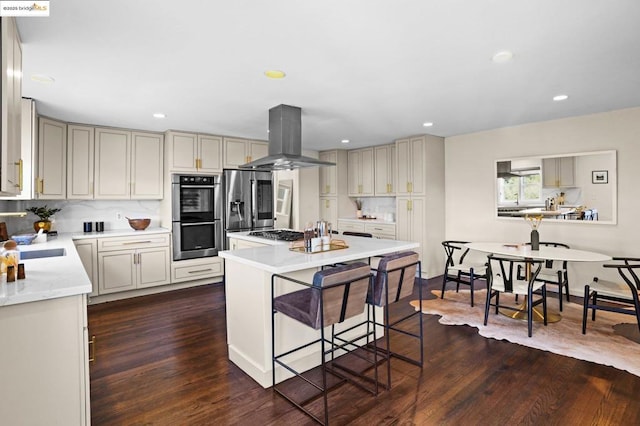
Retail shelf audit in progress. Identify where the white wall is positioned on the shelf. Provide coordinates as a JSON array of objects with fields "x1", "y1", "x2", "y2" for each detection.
[{"x1": 444, "y1": 107, "x2": 640, "y2": 290}]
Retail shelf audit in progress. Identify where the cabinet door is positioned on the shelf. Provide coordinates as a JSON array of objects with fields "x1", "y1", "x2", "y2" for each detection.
[
  {"x1": 37, "y1": 117, "x2": 67, "y2": 199},
  {"x1": 374, "y1": 145, "x2": 395, "y2": 195},
  {"x1": 166, "y1": 131, "x2": 198, "y2": 172},
  {"x1": 558, "y1": 157, "x2": 575, "y2": 187},
  {"x1": 396, "y1": 197, "x2": 424, "y2": 261},
  {"x1": 137, "y1": 247, "x2": 171, "y2": 288},
  {"x1": 248, "y1": 140, "x2": 268, "y2": 163},
  {"x1": 74, "y1": 239, "x2": 98, "y2": 296},
  {"x1": 94, "y1": 128, "x2": 131, "y2": 199},
  {"x1": 67, "y1": 125, "x2": 95, "y2": 199},
  {"x1": 131, "y1": 132, "x2": 163, "y2": 199},
  {"x1": 319, "y1": 197, "x2": 338, "y2": 226},
  {"x1": 348, "y1": 150, "x2": 360, "y2": 196},
  {"x1": 223, "y1": 137, "x2": 248, "y2": 169},
  {"x1": 360, "y1": 148, "x2": 374, "y2": 196},
  {"x1": 98, "y1": 250, "x2": 137, "y2": 294},
  {"x1": 396, "y1": 138, "x2": 410, "y2": 196},
  {"x1": 408, "y1": 137, "x2": 426, "y2": 196},
  {"x1": 319, "y1": 151, "x2": 337, "y2": 195},
  {"x1": 198, "y1": 134, "x2": 222, "y2": 172},
  {"x1": 1, "y1": 17, "x2": 22, "y2": 195}
]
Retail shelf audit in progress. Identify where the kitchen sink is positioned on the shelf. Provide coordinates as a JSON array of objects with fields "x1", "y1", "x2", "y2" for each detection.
[{"x1": 19, "y1": 248, "x2": 66, "y2": 260}]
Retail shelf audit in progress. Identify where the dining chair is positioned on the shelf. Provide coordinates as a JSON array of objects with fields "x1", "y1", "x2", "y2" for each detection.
[
  {"x1": 271, "y1": 262, "x2": 378, "y2": 425},
  {"x1": 525, "y1": 241, "x2": 571, "y2": 311},
  {"x1": 485, "y1": 254, "x2": 547, "y2": 337},
  {"x1": 441, "y1": 241, "x2": 487, "y2": 307},
  {"x1": 582, "y1": 257, "x2": 640, "y2": 335}
]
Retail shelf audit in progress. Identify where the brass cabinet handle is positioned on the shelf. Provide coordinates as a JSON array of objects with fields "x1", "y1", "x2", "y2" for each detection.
[
  {"x1": 14, "y1": 159, "x2": 23, "y2": 190},
  {"x1": 326, "y1": 184, "x2": 330, "y2": 194},
  {"x1": 123, "y1": 240, "x2": 153, "y2": 245},
  {"x1": 325, "y1": 199, "x2": 330, "y2": 208},
  {"x1": 88, "y1": 335, "x2": 96, "y2": 362},
  {"x1": 37, "y1": 178, "x2": 43, "y2": 194},
  {"x1": 188, "y1": 268, "x2": 213, "y2": 274},
  {"x1": 407, "y1": 200, "x2": 413, "y2": 211}
]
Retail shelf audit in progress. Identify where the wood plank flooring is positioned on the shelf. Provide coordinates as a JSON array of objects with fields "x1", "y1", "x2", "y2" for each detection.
[{"x1": 88, "y1": 279, "x2": 640, "y2": 425}]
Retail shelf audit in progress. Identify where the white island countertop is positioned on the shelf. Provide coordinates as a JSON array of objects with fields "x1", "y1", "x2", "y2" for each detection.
[
  {"x1": 0, "y1": 227, "x2": 171, "y2": 307},
  {"x1": 220, "y1": 234, "x2": 418, "y2": 274}
]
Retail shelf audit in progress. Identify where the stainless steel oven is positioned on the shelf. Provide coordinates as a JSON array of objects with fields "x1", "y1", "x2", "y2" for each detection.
[{"x1": 172, "y1": 174, "x2": 222, "y2": 261}]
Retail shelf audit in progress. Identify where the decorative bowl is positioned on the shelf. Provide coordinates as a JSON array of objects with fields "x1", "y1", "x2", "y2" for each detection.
[
  {"x1": 11, "y1": 234, "x2": 37, "y2": 245},
  {"x1": 127, "y1": 218, "x2": 150, "y2": 231}
]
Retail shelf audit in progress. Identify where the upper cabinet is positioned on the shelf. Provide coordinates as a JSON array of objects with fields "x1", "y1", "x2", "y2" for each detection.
[
  {"x1": 347, "y1": 147, "x2": 374, "y2": 196},
  {"x1": 542, "y1": 156, "x2": 576, "y2": 188},
  {"x1": 396, "y1": 136, "x2": 426, "y2": 197},
  {"x1": 1, "y1": 17, "x2": 23, "y2": 195},
  {"x1": 374, "y1": 144, "x2": 395, "y2": 196},
  {"x1": 223, "y1": 137, "x2": 268, "y2": 169},
  {"x1": 37, "y1": 117, "x2": 67, "y2": 199},
  {"x1": 165, "y1": 131, "x2": 222, "y2": 173},
  {"x1": 94, "y1": 128, "x2": 163, "y2": 199},
  {"x1": 67, "y1": 125, "x2": 95, "y2": 199},
  {"x1": 319, "y1": 150, "x2": 338, "y2": 196}
]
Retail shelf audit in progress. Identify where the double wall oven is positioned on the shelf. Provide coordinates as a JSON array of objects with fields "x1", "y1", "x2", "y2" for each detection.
[{"x1": 172, "y1": 174, "x2": 223, "y2": 261}]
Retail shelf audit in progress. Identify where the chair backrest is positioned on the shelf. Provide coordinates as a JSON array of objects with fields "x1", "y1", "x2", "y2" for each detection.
[
  {"x1": 442, "y1": 240, "x2": 471, "y2": 267},
  {"x1": 369, "y1": 251, "x2": 420, "y2": 306},
  {"x1": 311, "y1": 262, "x2": 372, "y2": 328},
  {"x1": 525, "y1": 241, "x2": 570, "y2": 270},
  {"x1": 487, "y1": 254, "x2": 543, "y2": 294},
  {"x1": 603, "y1": 257, "x2": 640, "y2": 292},
  {"x1": 342, "y1": 231, "x2": 373, "y2": 238}
]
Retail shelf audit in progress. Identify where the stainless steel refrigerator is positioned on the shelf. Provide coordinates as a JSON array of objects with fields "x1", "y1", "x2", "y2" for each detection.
[{"x1": 223, "y1": 169, "x2": 275, "y2": 247}]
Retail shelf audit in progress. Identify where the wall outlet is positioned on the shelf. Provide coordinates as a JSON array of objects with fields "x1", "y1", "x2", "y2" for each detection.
[{"x1": 116, "y1": 212, "x2": 122, "y2": 220}]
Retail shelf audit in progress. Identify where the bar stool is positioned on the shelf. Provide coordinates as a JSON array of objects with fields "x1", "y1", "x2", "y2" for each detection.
[{"x1": 271, "y1": 262, "x2": 378, "y2": 425}]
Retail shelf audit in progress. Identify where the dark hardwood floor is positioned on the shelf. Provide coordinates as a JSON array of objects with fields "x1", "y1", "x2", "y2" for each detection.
[{"x1": 88, "y1": 278, "x2": 640, "y2": 425}]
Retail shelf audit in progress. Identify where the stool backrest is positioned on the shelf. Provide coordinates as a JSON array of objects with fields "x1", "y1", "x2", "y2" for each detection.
[
  {"x1": 370, "y1": 251, "x2": 419, "y2": 306},
  {"x1": 312, "y1": 262, "x2": 371, "y2": 328}
]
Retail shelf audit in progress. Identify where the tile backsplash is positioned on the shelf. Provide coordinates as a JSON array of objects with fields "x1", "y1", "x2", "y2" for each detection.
[{"x1": 0, "y1": 199, "x2": 161, "y2": 235}]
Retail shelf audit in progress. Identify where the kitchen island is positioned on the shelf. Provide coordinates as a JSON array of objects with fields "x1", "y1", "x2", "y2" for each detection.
[{"x1": 219, "y1": 233, "x2": 419, "y2": 387}]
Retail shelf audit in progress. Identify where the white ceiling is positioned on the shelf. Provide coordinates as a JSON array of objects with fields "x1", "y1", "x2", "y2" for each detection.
[{"x1": 15, "y1": 0, "x2": 640, "y2": 151}]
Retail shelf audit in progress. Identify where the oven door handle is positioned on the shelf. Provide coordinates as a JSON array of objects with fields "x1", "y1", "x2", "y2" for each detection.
[
  {"x1": 251, "y1": 179, "x2": 256, "y2": 226},
  {"x1": 180, "y1": 184, "x2": 216, "y2": 189},
  {"x1": 181, "y1": 221, "x2": 217, "y2": 226}
]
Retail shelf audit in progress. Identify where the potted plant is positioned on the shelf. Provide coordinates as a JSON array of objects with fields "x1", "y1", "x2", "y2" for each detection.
[
  {"x1": 26, "y1": 205, "x2": 61, "y2": 232},
  {"x1": 354, "y1": 199, "x2": 363, "y2": 218}
]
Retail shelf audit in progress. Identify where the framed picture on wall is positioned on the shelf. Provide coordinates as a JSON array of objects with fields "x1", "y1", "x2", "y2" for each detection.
[{"x1": 592, "y1": 170, "x2": 608, "y2": 184}]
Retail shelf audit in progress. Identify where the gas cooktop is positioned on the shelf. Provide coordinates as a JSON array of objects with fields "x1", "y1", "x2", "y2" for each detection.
[{"x1": 249, "y1": 229, "x2": 304, "y2": 242}]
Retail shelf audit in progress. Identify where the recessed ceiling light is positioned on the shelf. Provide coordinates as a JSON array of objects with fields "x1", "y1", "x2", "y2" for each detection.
[
  {"x1": 422, "y1": 122, "x2": 434, "y2": 127},
  {"x1": 264, "y1": 70, "x2": 286, "y2": 79},
  {"x1": 492, "y1": 50, "x2": 514, "y2": 63},
  {"x1": 153, "y1": 113, "x2": 166, "y2": 119},
  {"x1": 341, "y1": 139, "x2": 350, "y2": 144},
  {"x1": 553, "y1": 94, "x2": 569, "y2": 101},
  {"x1": 31, "y1": 74, "x2": 55, "y2": 83}
]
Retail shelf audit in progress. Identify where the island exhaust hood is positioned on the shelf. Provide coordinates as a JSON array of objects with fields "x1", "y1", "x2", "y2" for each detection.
[{"x1": 240, "y1": 104, "x2": 336, "y2": 170}]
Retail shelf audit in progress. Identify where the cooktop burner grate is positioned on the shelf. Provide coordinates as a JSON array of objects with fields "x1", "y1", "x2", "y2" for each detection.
[{"x1": 249, "y1": 229, "x2": 304, "y2": 241}]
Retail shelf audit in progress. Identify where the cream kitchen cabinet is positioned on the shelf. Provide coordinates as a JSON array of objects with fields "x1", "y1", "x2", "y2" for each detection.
[
  {"x1": 223, "y1": 137, "x2": 268, "y2": 169},
  {"x1": 320, "y1": 197, "x2": 338, "y2": 226},
  {"x1": 337, "y1": 219, "x2": 365, "y2": 234},
  {"x1": 74, "y1": 238, "x2": 99, "y2": 297},
  {"x1": 319, "y1": 150, "x2": 338, "y2": 196},
  {"x1": 172, "y1": 256, "x2": 224, "y2": 283},
  {"x1": 396, "y1": 197, "x2": 426, "y2": 264},
  {"x1": 374, "y1": 144, "x2": 395, "y2": 196},
  {"x1": 37, "y1": 117, "x2": 67, "y2": 199},
  {"x1": 0, "y1": 294, "x2": 90, "y2": 426},
  {"x1": 94, "y1": 128, "x2": 164, "y2": 199},
  {"x1": 1, "y1": 17, "x2": 22, "y2": 195},
  {"x1": 348, "y1": 147, "x2": 374, "y2": 196},
  {"x1": 542, "y1": 156, "x2": 576, "y2": 188},
  {"x1": 165, "y1": 131, "x2": 222, "y2": 173},
  {"x1": 67, "y1": 124, "x2": 95, "y2": 199},
  {"x1": 97, "y1": 233, "x2": 171, "y2": 294},
  {"x1": 396, "y1": 136, "x2": 426, "y2": 197},
  {"x1": 364, "y1": 222, "x2": 396, "y2": 239},
  {"x1": 228, "y1": 237, "x2": 268, "y2": 249}
]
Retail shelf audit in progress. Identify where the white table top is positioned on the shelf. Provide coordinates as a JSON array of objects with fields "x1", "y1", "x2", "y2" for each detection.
[
  {"x1": 465, "y1": 242, "x2": 611, "y2": 262},
  {"x1": 220, "y1": 235, "x2": 419, "y2": 274}
]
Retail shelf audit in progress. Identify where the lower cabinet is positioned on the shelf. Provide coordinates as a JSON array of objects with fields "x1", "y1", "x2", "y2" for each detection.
[
  {"x1": 228, "y1": 237, "x2": 268, "y2": 250},
  {"x1": 396, "y1": 197, "x2": 426, "y2": 264},
  {"x1": 97, "y1": 233, "x2": 171, "y2": 294},
  {"x1": 364, "y1": 222, "x2": 396, "y2": 239},
  {"x1": 74, "y1": 238, "x2": 98, "y2": 296},
  {"x1": 0, "y1": 295, "x2": 90, "y2": 426},
  {"x1": 172, "y1": 256, "x2": 224, "y2": 283}
]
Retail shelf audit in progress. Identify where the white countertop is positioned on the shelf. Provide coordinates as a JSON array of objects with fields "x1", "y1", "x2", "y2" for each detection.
[
  {"x1": 220, "y1": 234, "x2": 418, "y2": 274},
  {"x1": 0, "y1": 227, "x2": 171, "y2": 307},
  {"x1": 338, "y1": 217, "x2": 396, "y2": 225},
  {"x1": 515, "y1": 207, "x2": 576, "y2": 216}
]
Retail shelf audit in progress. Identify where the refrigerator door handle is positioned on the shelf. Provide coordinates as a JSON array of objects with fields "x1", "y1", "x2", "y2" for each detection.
[{"x1": 251, "y1": 178, "x2": 257, "y2": 227}]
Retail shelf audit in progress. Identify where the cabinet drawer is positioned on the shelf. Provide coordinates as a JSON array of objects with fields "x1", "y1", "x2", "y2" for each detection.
[
  {"x1": 97, "y1": 233, "x2": 170, "y2": 251},
  {"x1": 337, "y1": 220, "x2": 365, "y2": 233},
  {"x1": 173, "y1": 257, "x2": 223, "y2": 282},
  {"x1": 364, "y1": 223, "x2": 396, "y2": 239}
]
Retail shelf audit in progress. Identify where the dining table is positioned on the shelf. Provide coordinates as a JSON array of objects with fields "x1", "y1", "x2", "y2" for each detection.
[{"x1": 465, "y1": 242, "x2": 612, "y2": 322}]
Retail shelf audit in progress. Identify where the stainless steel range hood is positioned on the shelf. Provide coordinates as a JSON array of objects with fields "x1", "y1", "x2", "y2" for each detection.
[
  {"x1": 496, "y1": 161, "x2": 520, "y2": 178},
  {"x1": 240, "y1": 104, "x2": 336, "y2": 170}
]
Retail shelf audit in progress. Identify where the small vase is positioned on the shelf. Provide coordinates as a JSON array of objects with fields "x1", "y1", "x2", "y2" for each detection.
[
  {"x1": 33, "y1": 220, "x2": 52, "y2": 233},
  {"x1": 356, "y1": 209, "x2": 363, "y2": 218},
  {"x1": 530, "y1": 229, "x2": 539, "y2": 250}
]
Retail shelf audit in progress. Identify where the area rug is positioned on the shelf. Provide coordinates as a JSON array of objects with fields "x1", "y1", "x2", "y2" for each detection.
[{"x1": 410, "y1": 290, "x2": 640, "y2": 377}]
